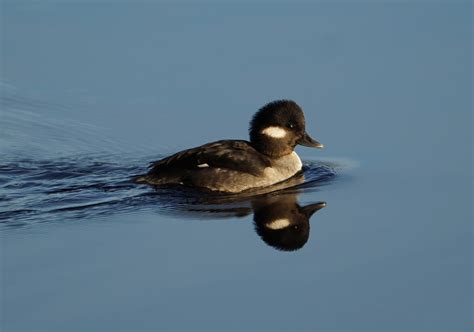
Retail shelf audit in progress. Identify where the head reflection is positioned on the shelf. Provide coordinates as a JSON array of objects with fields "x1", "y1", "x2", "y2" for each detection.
[{"x1": 252, "y1": 194, "x2": 326, "y2": 251}]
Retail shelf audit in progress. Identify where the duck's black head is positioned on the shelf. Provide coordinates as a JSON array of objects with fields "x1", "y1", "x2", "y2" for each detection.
[{"x1": 249, "y1": 100, "x2": 323, "y2": 157}]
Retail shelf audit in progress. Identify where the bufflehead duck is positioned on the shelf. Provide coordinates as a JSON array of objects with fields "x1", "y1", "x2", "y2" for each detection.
[{"x1": 134, "y1": 100, "x2": 324, "y2": 193}]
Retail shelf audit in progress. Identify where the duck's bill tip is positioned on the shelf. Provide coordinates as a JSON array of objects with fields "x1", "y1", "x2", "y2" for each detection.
[
  {"x1": 302, "y1": 201, "x2": 327, "y2": 217},
  {"x1": 297, "y1": 132, "x2": 324, "y2": 149}
]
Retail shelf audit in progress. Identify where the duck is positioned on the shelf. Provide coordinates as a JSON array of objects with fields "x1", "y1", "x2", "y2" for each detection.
[{"x1": 134, "y1": 100, "x2": 324, "y2": 193}]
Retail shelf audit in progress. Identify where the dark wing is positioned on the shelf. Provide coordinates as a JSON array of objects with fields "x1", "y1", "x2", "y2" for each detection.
[{"x1": 148, "y1": 140, "x2": 271, "y2": 176}]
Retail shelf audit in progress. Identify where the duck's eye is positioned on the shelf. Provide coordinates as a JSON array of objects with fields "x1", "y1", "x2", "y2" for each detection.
[{"x1": 286, "y1": 122, "x2": 295, "y2": 129}]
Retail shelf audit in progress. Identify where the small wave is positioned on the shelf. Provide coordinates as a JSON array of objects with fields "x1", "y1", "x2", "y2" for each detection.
[{"x1": 0, "y1": 84, "x2": 133, "y2": 158}]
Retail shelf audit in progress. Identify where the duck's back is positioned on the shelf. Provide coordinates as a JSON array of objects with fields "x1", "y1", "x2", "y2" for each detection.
[{"x1": 135, "y1": 140, "x2": 269, "y2": 192}]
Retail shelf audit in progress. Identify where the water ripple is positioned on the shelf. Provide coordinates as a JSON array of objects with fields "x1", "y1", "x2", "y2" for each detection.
[{"x1": 0, "y1": 154, "x2": 337, "y2": 229}]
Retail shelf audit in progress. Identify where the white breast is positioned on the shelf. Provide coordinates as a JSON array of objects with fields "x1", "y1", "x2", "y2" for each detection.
[{"x1": 263, "y1": 151, "x2": 303, "y2": 184}]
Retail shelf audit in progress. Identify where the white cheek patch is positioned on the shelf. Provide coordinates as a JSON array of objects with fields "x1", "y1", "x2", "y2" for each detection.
[
  {"x1": 261, "y1": 126, "x2": 287, "y2": 138},
  {"x1": 265, "y1": 218, "x2": 291, "y2": 230},
  {"x1": 197, "y1": 163, "x2": 209, "y2": 168}
]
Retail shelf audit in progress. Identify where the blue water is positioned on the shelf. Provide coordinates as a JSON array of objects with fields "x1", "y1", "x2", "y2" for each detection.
[{"x1": 1, "y1": 2, "x2": 472, "y2": 331}]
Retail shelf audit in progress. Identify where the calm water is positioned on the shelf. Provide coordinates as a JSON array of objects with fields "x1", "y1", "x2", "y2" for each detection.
[{"x1": 1, "y1": 2, "x2": 472, "y2": 331}]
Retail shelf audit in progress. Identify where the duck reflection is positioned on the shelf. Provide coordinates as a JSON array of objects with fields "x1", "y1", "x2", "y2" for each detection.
[
  {"x1": 150, "y1": 186, "x2": 326, "y2": 252},
  {"x1": 252, "y1": 194, "x2": 326, "y2": 251}
]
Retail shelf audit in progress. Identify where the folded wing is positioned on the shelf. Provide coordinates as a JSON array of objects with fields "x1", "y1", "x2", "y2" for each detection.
[{"x1": 148, "y1": 140, "x2": 271, "y2": 177}]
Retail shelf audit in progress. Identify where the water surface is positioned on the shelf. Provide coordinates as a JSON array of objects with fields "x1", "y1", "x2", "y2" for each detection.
[{"x1": 1, "y1": 2, "x2": 472, "y2": 331}]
